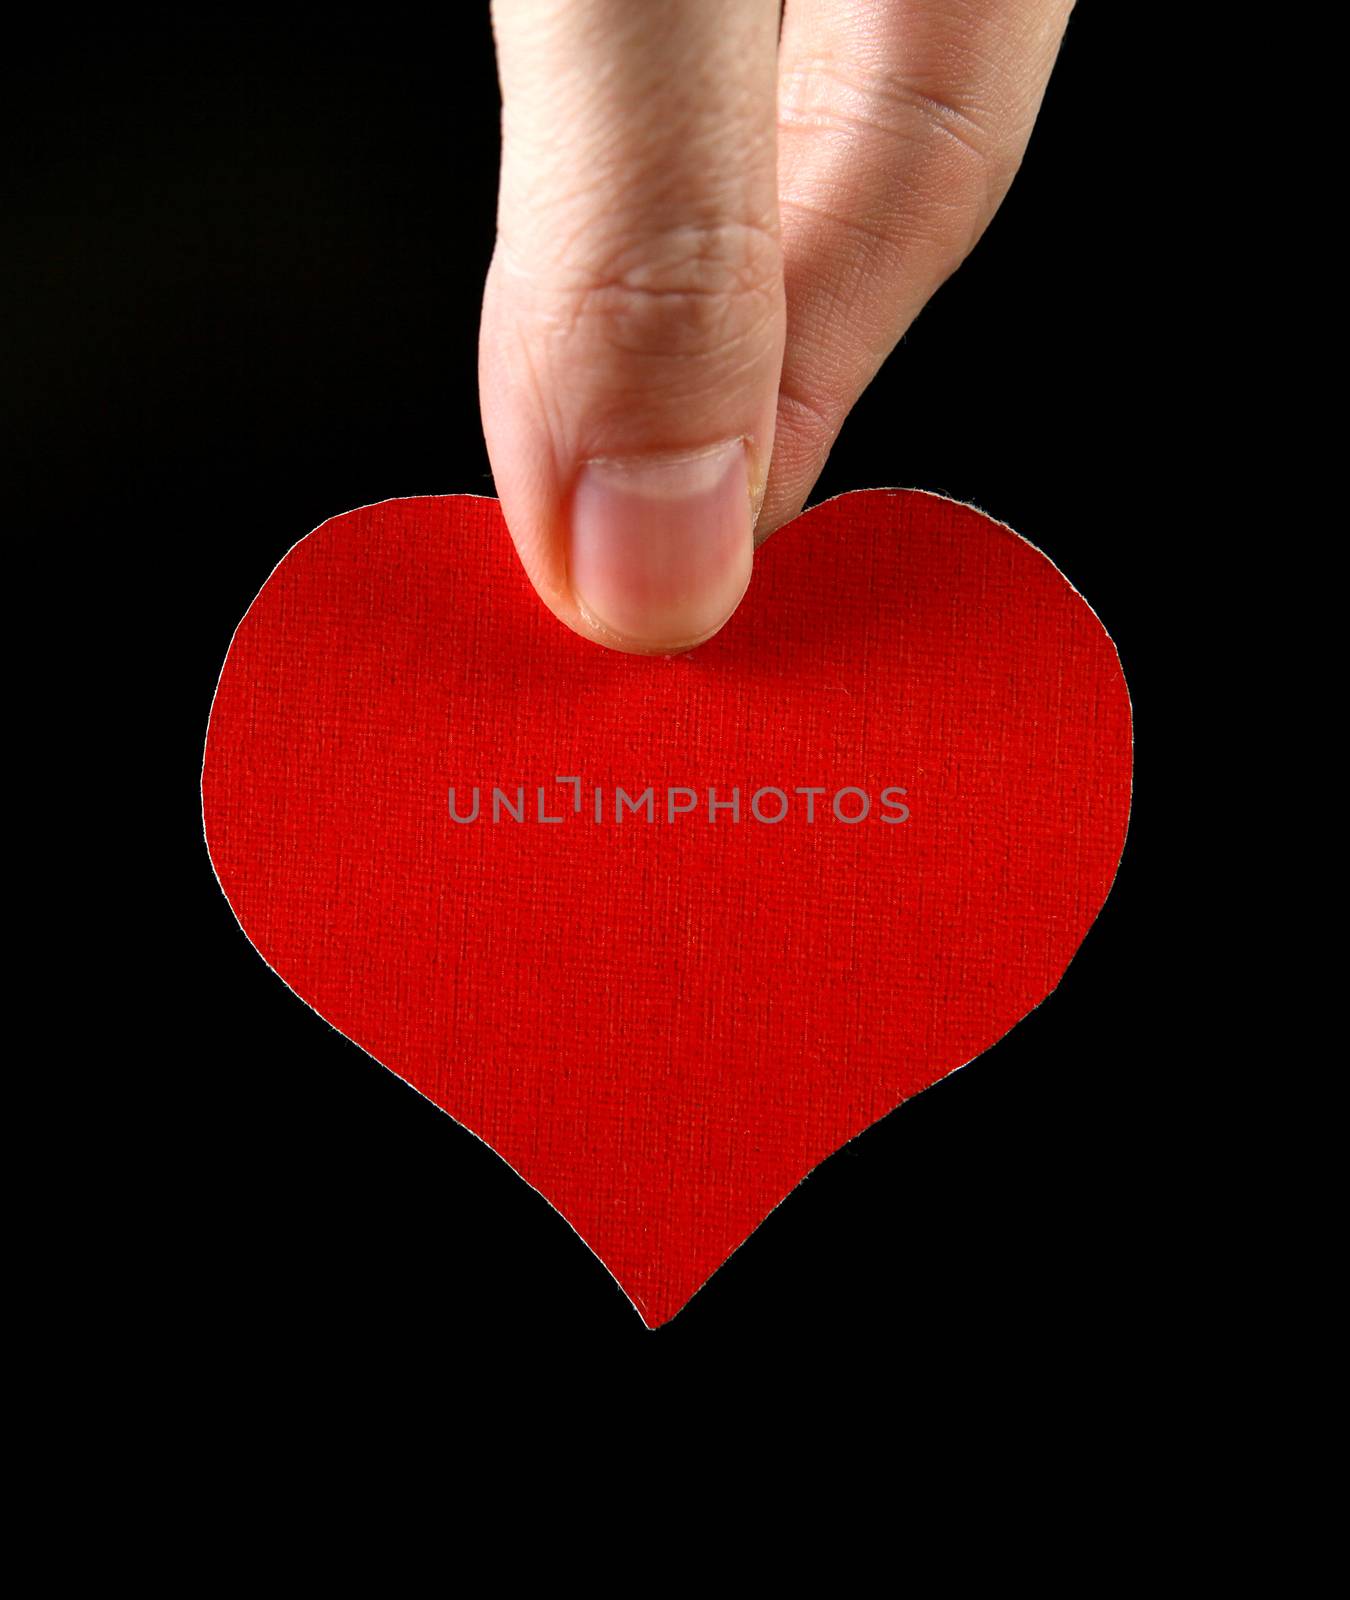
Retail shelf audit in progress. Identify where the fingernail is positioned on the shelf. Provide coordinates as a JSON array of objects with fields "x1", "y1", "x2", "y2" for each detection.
[{"x1": 567, "y1": 440, "x2": 753, "y2": 652}]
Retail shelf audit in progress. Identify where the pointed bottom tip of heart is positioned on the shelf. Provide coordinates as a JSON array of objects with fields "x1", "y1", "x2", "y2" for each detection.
[{"x1": 607, "y1": 1274, "x2": 702, "y2": 1331}]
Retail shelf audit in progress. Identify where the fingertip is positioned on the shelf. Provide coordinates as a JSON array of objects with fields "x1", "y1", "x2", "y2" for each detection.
[{"x1": 566, "y1": 439, "x2": 754, "y2": 654}]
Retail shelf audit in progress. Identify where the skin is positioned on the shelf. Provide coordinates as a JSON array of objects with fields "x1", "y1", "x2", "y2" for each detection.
[{"x1": 480, "y1": 0, "x2": 1077, "y2": 654}]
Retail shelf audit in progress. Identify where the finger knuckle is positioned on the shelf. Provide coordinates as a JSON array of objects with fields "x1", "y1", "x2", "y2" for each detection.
[
  {"x1": 779, "y1": 58, "x2": 1021, "y2": 209},
  {"x1": 560, "y1": 219, "x2": 785, "y2": 365}
]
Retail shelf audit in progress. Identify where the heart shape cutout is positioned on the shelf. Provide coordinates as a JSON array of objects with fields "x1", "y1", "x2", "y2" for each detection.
[{"x1": 202, "y1": 489, "x2": 1131, "y2": 1325}]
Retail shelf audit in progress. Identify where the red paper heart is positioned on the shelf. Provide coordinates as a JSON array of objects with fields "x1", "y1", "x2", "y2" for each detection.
[{"x1": 202, "y1": 489, "x2": 1131, "y2": 1325}]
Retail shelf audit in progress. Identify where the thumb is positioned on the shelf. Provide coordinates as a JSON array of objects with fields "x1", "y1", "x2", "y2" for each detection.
[{"x1": 479, "y1": 0, "x2": 785, "y2": 654}]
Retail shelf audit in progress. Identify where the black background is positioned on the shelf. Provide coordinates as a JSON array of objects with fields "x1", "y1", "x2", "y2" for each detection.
[{"x1": 23, "y1": 8, "x2": 1178, "y2": 1384}]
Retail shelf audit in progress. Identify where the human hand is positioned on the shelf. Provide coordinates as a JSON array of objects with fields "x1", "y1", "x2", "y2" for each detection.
[{"x1": 479, "y1": 0, "x2": 1076, "y2": 654}]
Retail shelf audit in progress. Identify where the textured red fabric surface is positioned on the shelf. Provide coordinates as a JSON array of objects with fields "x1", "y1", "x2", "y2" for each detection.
[{"x1": 202, "y1": 489, "x2": 1132, "y2": 1325}]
